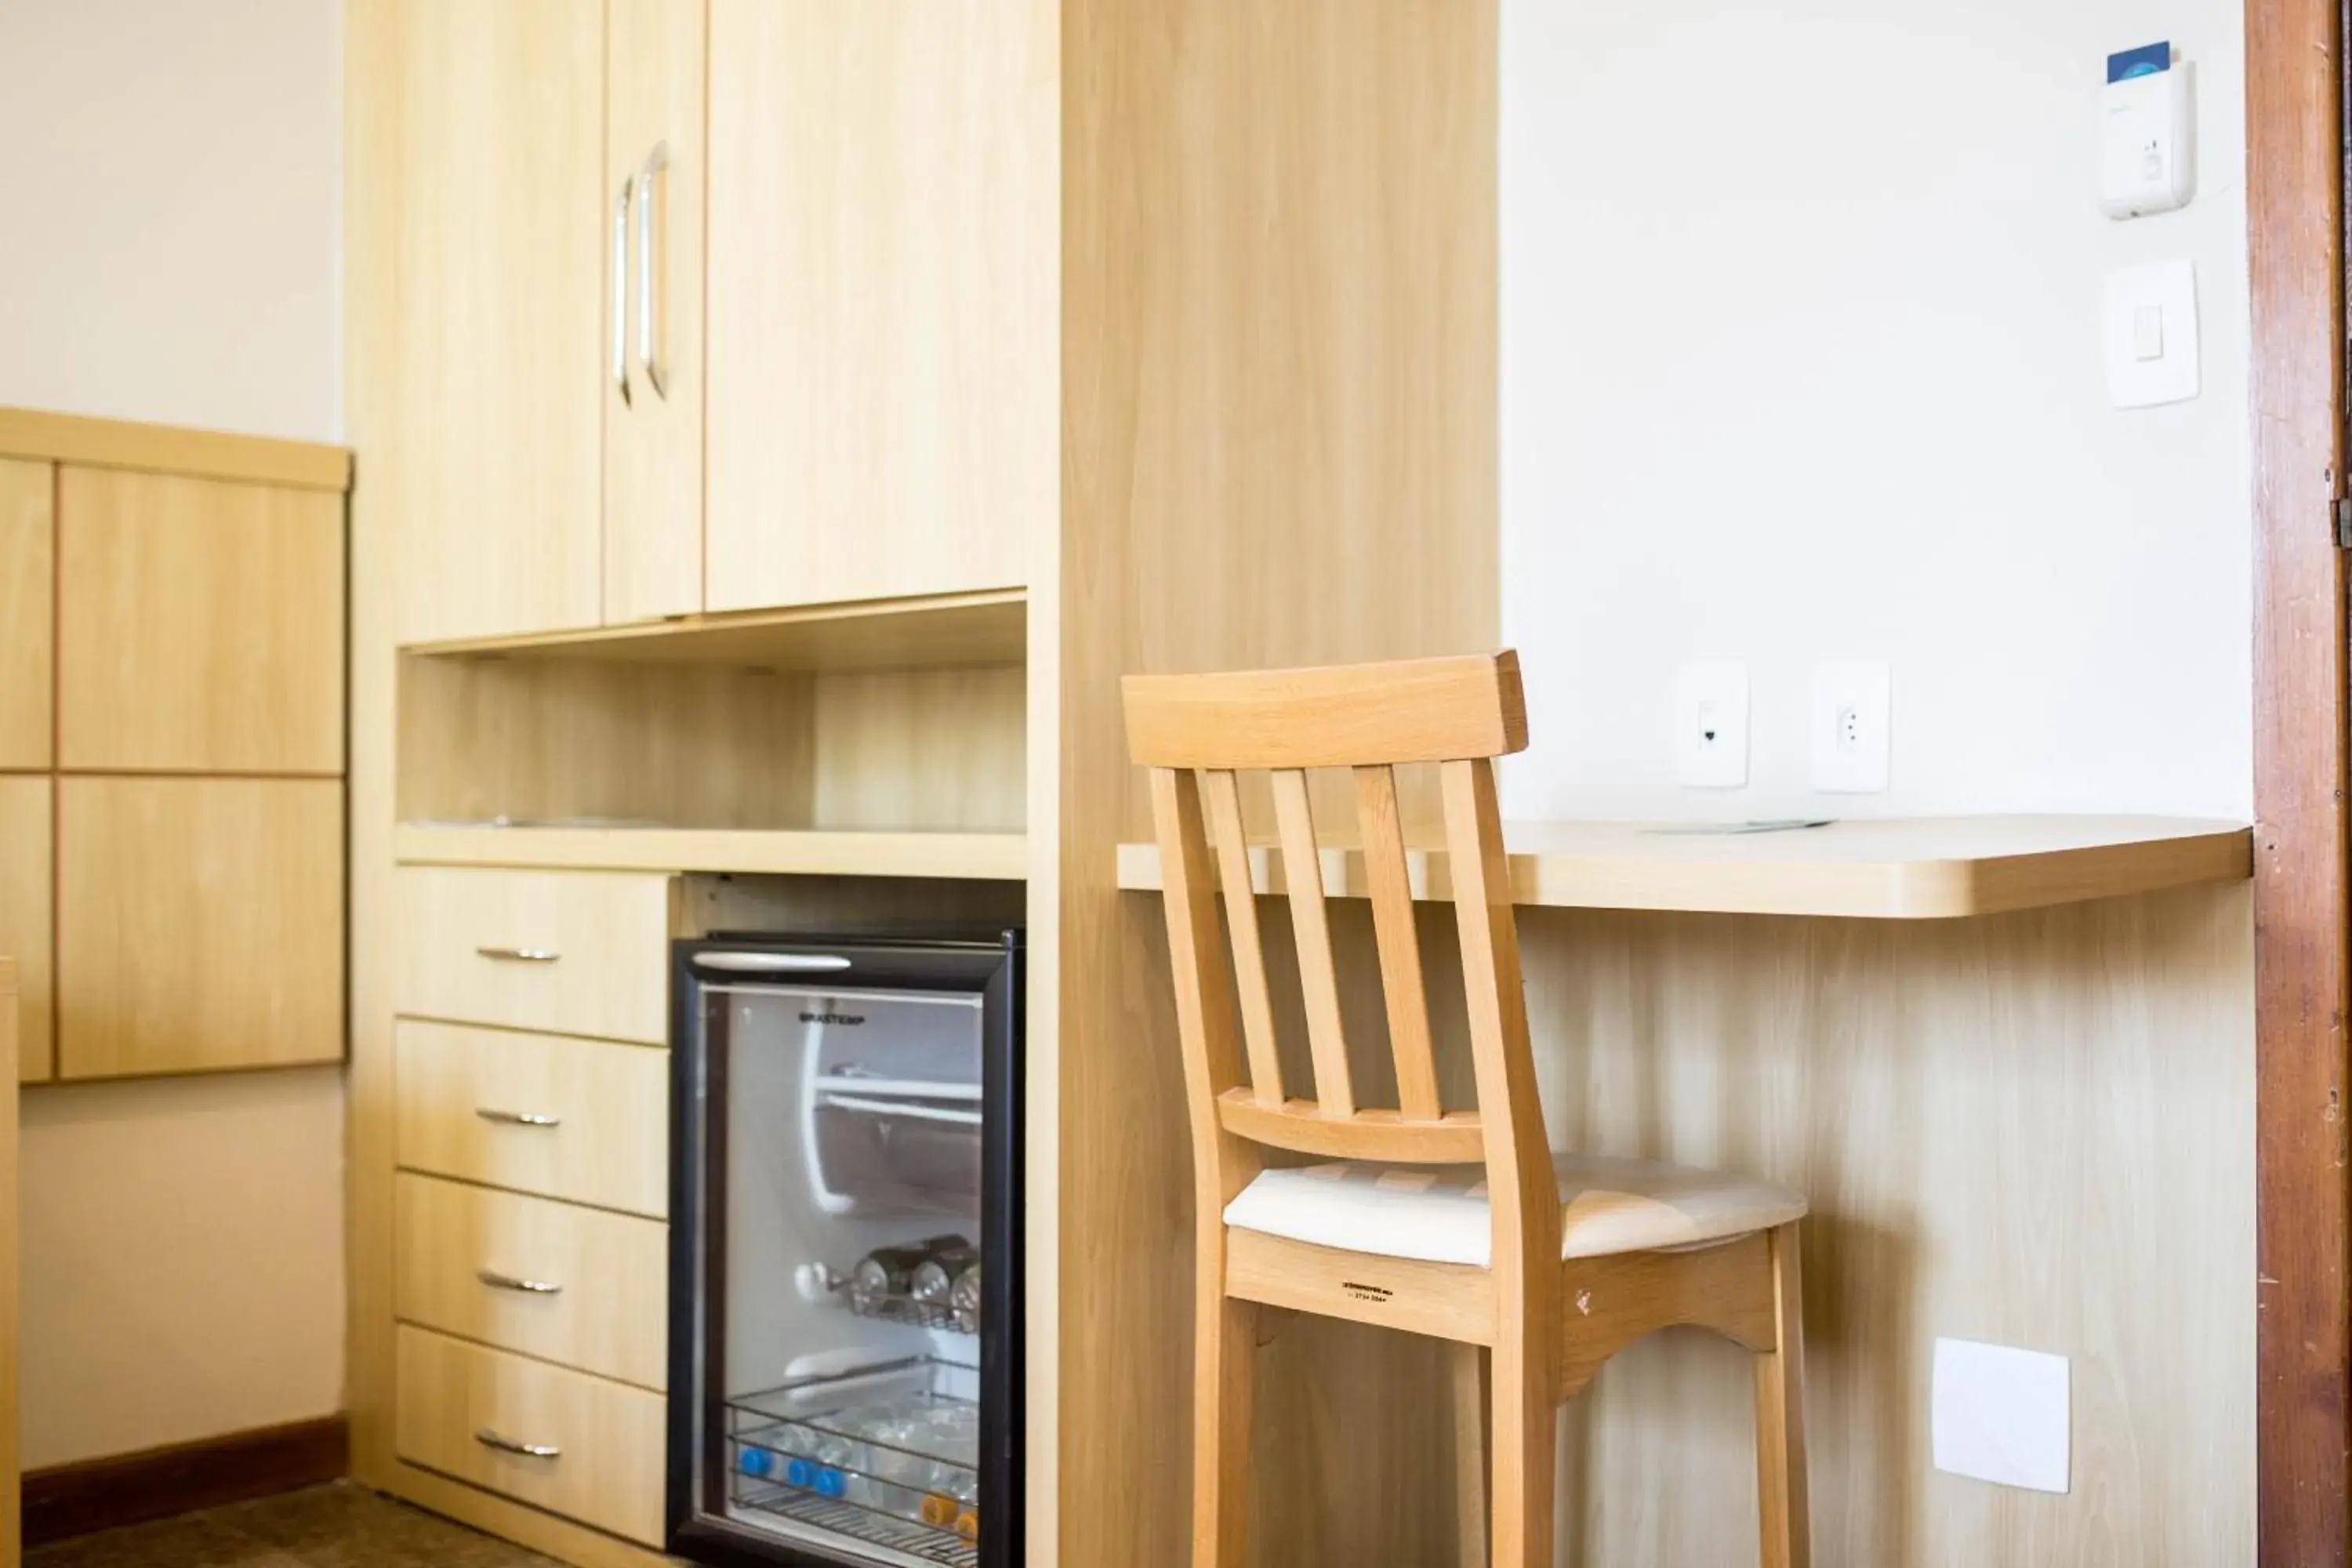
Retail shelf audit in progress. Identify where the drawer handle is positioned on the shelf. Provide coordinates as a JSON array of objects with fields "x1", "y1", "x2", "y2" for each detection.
[
  {"x1": 476, "y1": 946, "x2": 561, "y2": 964},
  {"x1": 475, "y1": 1108, "x2": 561, "y2": 1128},
  {"x1": 475, "y1": 1428, "x2": 561, "y2": 1461},
  {"x1": 477, "y1": 1268, "x2": 564, "y2": 1296}
]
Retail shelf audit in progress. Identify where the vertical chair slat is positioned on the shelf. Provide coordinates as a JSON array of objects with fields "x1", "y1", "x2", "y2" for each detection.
[
  {"x1": 1270, "y1": 768, "x2": 1355, "y2": 1118},
  {"x1": 1203, "y1": 768, "x2": 1286, "y2": 1105},
  {"x1": 1355, "y1": 764, "x2": 1442, "y2": 1120},
  {"x1": 1146, "y1": 768, "x2": 1263, "y2": 1207}
]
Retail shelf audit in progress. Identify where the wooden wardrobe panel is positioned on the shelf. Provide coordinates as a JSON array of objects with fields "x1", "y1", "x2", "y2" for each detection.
[
  {"x1": 0, "y1": 458, "x2": 51, "y2": 771},
  {"x1": 57, "y1": 777, "x2": 344, "y2": 1080},
  {"x1": 56, "y1": 467, "x2": 344, "y2": 774},
  {"x1": 347, "y1": 0, "x2": 604, "y2": 645},
  {"x1": 0, "y1": 779, "x2": 51, "y2": 1083},
  {"x1": 602, "y1": 0, "x2": 706, "y2": 626},
  {"x1": 704, "y1": 0, "x2": 1051, "y2": 610}
]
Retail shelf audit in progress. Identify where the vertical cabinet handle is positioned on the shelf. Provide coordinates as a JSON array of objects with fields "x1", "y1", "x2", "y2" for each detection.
[
  {"x1": 612, "y1": 176, "x2": 634, "y2": 406},
  {"x1": 635, "y1": 142, "x2": 670, "y2": 399},
  {"x1": 475, "y1": 1428, "x2": 562, "y2": 1460}
]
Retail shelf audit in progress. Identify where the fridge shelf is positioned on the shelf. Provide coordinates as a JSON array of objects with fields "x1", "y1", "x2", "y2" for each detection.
[{"x1": 728, "y1": 1356, "x2": 980, "y2": 1566}]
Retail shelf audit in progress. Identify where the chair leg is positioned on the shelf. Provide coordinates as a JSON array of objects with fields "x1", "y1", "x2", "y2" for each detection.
[
  {"x1": 1752, "y1": 1221, "x2": 1811, "y2": 1568},
  {"x1": 1193, "y1": 1287, "x2": 1257, "y2": 1568},
  {"x1": 1489, "y1": 1329, "x2": 1557, "y2": 1568},
  {"x1": 1451, "y1": 1341, "x2": 1490, "y2": 1568}
]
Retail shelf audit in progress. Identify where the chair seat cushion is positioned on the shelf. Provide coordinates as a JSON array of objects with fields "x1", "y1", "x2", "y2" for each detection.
[{"x1": 1222, "y1": 1151, "x2": 1807, "y2": 1268}]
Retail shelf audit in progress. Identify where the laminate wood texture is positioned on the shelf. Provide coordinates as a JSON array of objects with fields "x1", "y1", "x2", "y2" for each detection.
[
  {"x1": 393, "y1": 1325, "x2": 666, "y2": 1546},
  {"x1": 56, "y1": 468, "x2": 344, "y2": 774},
  {"x1": 347, "y1": 0, "x2": 604, "y2": 645},
  {"x1": 0, "y1": 458, "x2": 52, "y2": 770},
  {"x1": 810, "y1": 663, "x2": 1027, "y2": 833},
  {"x1": 0, "y1": 407, "x2": 349, "y2": 493},
  {"x1": 0, "y1": 779, "x2": 52, "y2": 1083},
  {"x1": 55, "y1": 778, "x2": 343, "y2": 1080},
  {"x1": 397, "y1": 653, "x2": 815, "y2": 830},
  {"x1": 0, "y1": 956, "x2": 17, "y2": 1566},
  {"x1": 1117, "y1": 815, "x2": 2252, "y2": 920},
  {"x1": 602, "y1": 0, "x2": 706, "y2": 626},
  {"x1": 393, "y1": 868, "x2": 674, "y2": 1045},
  {"x1": 1054, "y1": 2, "x2": 1499, "y2": 1560},
  {"x1": 2246, "y1": 0, "x2": 2351, "y2": 1555},
  {"x1": 394, "y1": 1172, "x2": 667, "y2": 1390},
  {"x1": 393, "y1": 1021, "x2": 670, "y2": 1218},
  {"x1": 1124, "y1": 655, "x2": 1526, "y2": 770},
  {"x1": 704, "y1": 0, "x2": 1050, "y2": 611},
  {"x1": 400, "y1": 587, "x2": 1025, "y2": 670},
  {"x1": 395, "y1": 824, "x2": 1025, "y2": 881}
]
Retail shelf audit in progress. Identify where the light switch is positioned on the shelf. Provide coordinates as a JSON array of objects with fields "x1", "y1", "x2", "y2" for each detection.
[{"x1": 2103, "y1": 260, "x2": 2198, "y2": 408}]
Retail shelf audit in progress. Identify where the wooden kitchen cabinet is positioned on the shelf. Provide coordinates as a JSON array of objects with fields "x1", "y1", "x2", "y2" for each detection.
[
  {"x1": 0, "y1": 778, "x2": 52, "y2": 1083},
  {"x1": 57, "y1": 467, "x2": 344, "y2": 774},
  {"x1": 57, "y1": 776, "x2": 344, "y2": 1080},
  {"x1": 348, "y1": 0, "x2": 605, "y2": 645},
  {"x1": 0, "y1": 458, "x2": 52, "y2": 771},
  {"x1": 703, "y1": 0, "x2": 1050, "y2": 611}
]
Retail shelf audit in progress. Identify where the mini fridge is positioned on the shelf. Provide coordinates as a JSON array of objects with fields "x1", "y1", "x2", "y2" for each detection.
[{"x1": 667, "y1": 933, "x2": 1023, "y2": 1568}]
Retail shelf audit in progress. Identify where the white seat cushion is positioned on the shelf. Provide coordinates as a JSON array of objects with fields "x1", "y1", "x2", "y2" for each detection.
[{"x1": 1222, "y1": 1151, "x2": 1807, "y2": 1268}]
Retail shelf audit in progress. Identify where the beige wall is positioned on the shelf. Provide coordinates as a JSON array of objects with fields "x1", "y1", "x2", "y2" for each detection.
[{"x1": 0, "y1": 0, "x2": 347, "y2": 1468}]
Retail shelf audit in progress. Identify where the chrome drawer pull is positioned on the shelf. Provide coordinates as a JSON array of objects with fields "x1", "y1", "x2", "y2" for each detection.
[
  {"x1": 475, "y1": 1428, "x2": 561, "y2": 1460},
  {"x1": 475, "y1": 1108, "x2": 561, "y2": 1128},
  {"x1": 475, "y1": 946, "x2": 560, "y2": 963},
  {"x1": 477, "y1": 1268, "x2": 564, "y2": 1296}
]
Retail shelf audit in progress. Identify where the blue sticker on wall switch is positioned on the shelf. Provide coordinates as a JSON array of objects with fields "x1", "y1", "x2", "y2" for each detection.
[{"x1": 2107, "y1": 42, "x2": 2171, "y2": 82}]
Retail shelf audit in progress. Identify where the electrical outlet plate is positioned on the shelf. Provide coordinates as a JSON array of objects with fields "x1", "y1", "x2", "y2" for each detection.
[
  {"x1": 1673, "y1": 660, "x2": 1749, "y2": 788},
  {"x1": 1932, "y1": 1337, "x2": 2071, "y2": 1494},
  {"x1": 1811, "y1": 661, "x2": 1891, "y2": 793}
]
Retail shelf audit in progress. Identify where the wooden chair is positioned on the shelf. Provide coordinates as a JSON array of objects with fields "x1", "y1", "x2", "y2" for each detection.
[{"x1": 1123, "y1": 650, "x2": 1812, "y2": 1568}]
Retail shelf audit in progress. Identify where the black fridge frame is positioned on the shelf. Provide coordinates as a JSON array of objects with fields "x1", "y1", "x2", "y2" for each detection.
[{"x1": 665, "y1": 931, "x2": 1025, "y2": 1568}]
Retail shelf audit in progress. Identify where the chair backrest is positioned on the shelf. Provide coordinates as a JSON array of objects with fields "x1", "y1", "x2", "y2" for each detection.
[{"x1": 1123, "y1": 651, "x2": 1559, "y2": 1269}]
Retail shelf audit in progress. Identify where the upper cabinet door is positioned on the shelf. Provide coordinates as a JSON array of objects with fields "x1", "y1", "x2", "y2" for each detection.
[
  {"x1": 603, "y1": 0, "x2": 707, "y2": 626},
  {"x1": 349, "y1": 0, "x2": 605, "y2": 645},
  {"x1": 705, "y1": 0, "x2": 1054, "y2": 612}
]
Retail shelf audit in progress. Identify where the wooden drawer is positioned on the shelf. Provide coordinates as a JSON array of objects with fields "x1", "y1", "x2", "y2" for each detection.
[
  {"x1": 396, "y1": 867, "x2": 673, "y2": 1043},
  {"x1": 396, "y1": 1172, "x2": 667, "y2": 1389},
  {"x1": 394, "y1": 1020, "x2": 669, "y2": 1218},
  {"x1": 395, "y1": 1324, "x2": 666, "y2": 1546}
]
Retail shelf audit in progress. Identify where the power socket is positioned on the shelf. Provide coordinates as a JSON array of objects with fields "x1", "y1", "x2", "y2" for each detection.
[
  {"x1": 1811, "y1": 661, "x2": 1891, "y2": 793},
  {"x1": 1673, "y1": 661, "x2": 1749, "y2": 788}
]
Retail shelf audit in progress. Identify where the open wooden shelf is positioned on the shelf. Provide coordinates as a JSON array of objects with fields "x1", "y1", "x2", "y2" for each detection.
[
  {"x1": 397, "y1": 587, "x2": 1024, "y2": 673},
  {"x1": 397, "y1": 822, "x2": 1027, "y2": 881},
  {"x1": 1116, "y1": 815, "x2": 2252, "y2": 920}
]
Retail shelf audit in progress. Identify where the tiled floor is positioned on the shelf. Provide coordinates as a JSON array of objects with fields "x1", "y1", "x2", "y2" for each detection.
[{"x1": 25, "y1": 1483, "x2": 561, "y2": 1568}]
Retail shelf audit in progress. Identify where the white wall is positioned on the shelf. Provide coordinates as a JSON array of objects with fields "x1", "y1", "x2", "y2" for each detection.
[
  {"x1": 0, "y1": 0, "x2": 347, "y2": 1467},
  {"x1": 1501, "y1": 0, "x2": 2251, "y2": 821},
  {"x1": 0, "y1": 0, "x2": 342, "y2": 443}
]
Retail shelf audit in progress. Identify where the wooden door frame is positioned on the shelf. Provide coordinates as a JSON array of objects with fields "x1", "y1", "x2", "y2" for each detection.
[{"x1": 2249, "y1": 0, "x2": 2351, "y2": 1560}]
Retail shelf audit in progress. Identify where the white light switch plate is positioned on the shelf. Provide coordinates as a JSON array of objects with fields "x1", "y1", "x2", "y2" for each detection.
[
  {"x1": 2103, "y1": 260, "x2": 2198, "y2": 408},
  {"x1": 1810, "y1": 661, "x2": 1890, "y2": 793},
  {"x1": 1932, "y1": 1337, "x2": 2071, "y2": 1494},
  {"x1": 1673, "y1": 660, "x2": 1749, "y2": 788}
]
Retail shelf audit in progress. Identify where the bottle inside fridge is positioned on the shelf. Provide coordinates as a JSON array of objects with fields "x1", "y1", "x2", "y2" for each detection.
[{"x1": 669, "y1": 936, "x2": 1021, "y2": 1568}]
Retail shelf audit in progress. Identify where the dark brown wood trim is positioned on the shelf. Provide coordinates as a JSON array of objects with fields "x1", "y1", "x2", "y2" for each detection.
[
  {"x1": 2249, "y1": 0, "x2": 2352, "y2": 1561},
  {"x1": 22, "y1": 1414, "x2": 349, "y2": 1547}
]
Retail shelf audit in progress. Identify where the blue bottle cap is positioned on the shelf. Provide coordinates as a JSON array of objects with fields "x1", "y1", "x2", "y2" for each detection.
[
  {"x1": 738, "y1": 1446, "x2": 774, "y2": 1479},
  {"x1": 785, "y1": 1457, "x2": 816, "y2": 1490},
  {"x1": 814, "y1": 1467, "x2": 847, "y2": 1499}
]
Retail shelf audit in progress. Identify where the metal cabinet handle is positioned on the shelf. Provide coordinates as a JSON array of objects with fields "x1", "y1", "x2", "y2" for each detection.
[
  {"x1": 475, "y1": 946, "x2": 559, "y2": 963},
  {"x1": 475, "y1": 1108, "x2": 561, "y2": 1128},
  {"x1": 477, "y1": 1268, "x2": 564, "y2": 1296},
  {"x1": 475, "y1": 1428, "x2": 561, "y2": 1460},
  {"x1": 612, "y1": 176, "x2": 633, "y2": 406},
  {"x1": 635, "y1": 142, "x2": 670, "y2": 399}
]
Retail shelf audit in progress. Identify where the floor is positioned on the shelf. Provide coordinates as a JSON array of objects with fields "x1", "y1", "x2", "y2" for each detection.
[{"x1": 25, "y1": 1483, "x2": 561, "y2": 1567}]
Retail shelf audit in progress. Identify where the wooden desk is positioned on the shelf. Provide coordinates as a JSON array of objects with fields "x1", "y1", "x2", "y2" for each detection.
[{"x1": 1116, "y1": 815, "x2": 2252, "y2": 920}]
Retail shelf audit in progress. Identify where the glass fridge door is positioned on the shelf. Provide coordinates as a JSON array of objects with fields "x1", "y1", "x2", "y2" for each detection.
[{"x1": 676, "y1": 961, "x2": 1009, "y2": 1568}]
